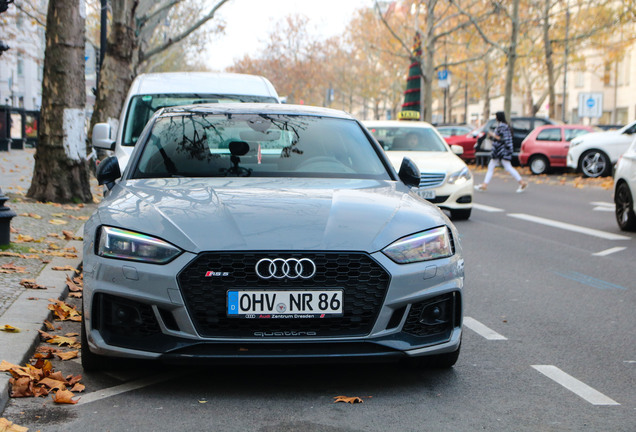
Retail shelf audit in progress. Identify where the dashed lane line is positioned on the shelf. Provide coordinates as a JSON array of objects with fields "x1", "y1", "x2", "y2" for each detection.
[
  {"x1": 463, "y1": 317, "x2": 507, "y2": 340},
  {"x1": 75, "y1": 372, "x2": 182, "y2": 406},
  {"x1": 532, "y1": 365, "x2": 620, "y2": 406},
  {"x1": 507, "y1": 213, "x2": 631, "y2": 240},
  {"x1": 592, "y1": 246, "x2": 627, "y2": 256},
  {"x1": 472, "y1": 203, "x2": 505, "y2": 212},
  {"x1": 591, "y1": 201, "x2": 615, "y2": 212}
]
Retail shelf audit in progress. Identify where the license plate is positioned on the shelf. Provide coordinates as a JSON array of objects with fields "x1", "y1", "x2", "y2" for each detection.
[
  {"x1": 417, "y1": 189, "x2": 436, "y2": 199},
  {"x1": 227, "y1": 290, "x2": 344, "y2": 318}
]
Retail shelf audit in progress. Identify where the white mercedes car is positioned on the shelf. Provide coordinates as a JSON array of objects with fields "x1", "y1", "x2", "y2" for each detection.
[
  {"x1": 363, "y1": 120, "x2": 473, "y2": 220},
  {"x1": 567, "y1": 120, "x2": 636, "y2": 177},
  {"x1": 614, "y1": 136, "x2": 636, "y2": 231}
]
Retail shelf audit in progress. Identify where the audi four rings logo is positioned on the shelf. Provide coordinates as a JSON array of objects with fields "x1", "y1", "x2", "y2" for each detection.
[{"x1": 255, "y1": 258, "x2": 317, "y2": 279}]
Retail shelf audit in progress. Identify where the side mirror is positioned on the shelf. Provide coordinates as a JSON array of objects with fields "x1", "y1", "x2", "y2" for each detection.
[
  {"x1": 92, "y1": 123, "x2": 115, "y2": 150},
  {"x1": 398, "y1": 157, "x2": 420, "y2": 188},
  {"x1": 451, "y1": 145, "x2": 464, "y2": 155},
  {"x1": 96, "y1": 156, "x2": 121, "y2": 190}
]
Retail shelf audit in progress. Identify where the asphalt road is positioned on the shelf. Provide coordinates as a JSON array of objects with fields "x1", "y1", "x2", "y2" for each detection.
[{"x1": 2, "y1": 177, "x2": 635, "y2": 432}]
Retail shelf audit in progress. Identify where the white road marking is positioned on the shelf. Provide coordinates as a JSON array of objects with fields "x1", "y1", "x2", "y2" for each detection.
[
  {"x1": 463, "y1": 316, "x2": 507, "y2": 340},
  {"x1": 75, "y1": 373, "x2": 181, "y2": 406},
  {"x1": 532, "y1": 365, "x2": 620, "y2": 406},
  {"x1": 592, "y1": 247, "x2": 627, "y2": 256},
  {"x1": 473, "y1": 203, "x2": 505, "y2": 212},
  {"x1": 508, "y1": 213, "x2": 631, "y2": 240}
]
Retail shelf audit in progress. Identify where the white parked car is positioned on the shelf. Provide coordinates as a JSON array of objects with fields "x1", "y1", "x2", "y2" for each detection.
[
  {"x1": 567, "y1": 120, "x2": 636, "y2": 177},
  {"x1": 364, "y1": 120, "x2": 473, "y2": 220},
  {"x1": 92, "y1": 72, "x2": 280, "y2": 171},
  {"x1": 613, "y1": 135, "x2": 636, "y2": 231}
]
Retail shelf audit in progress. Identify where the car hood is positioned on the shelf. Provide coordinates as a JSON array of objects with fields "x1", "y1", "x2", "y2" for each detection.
[
  {"x1": 572, "y1": 130, "x2": 623, "y2": 145},
  {"x1": 93, "y1": 178, "x2": 447, "y2": 253},
  {"x1": 385, "y1": 151, "x2": 467, "y2": 173}
]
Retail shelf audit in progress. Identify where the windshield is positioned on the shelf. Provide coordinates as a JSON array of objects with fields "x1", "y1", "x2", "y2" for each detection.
[
  {"x1": 132, "y1": 114, "x2": 391, "y2": 180},
  {"x1": 367, "y1": 127, "x2": 448, "y2": 152},
  {"x1": 122, "y1": 94, "x2": 279, "y2": 147}
]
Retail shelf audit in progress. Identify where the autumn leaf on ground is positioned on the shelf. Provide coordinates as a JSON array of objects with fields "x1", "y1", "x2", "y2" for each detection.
[
  {"x1": 38, "y1": 377, "x2": 68, "y2": 391},
  {"x1": 68, "y1": 292, "x2": 82, "y2": 298},
  {"x1": 44, "y1": 320, "x2": 55, "y2": 331},
  {"x1": 68, "y1": 215, "x2": 89, "y2": 221},
  {"x1": 62, "y1": 230, "x2": 82, "y2": 241},
  {"x1": 333, "y1": 395, "x2": 364, "y2": 404},
  {"x1": 52, "y1": 389, "x2": 79, "y2": 404},
  {"x1": 0, "y1": 325, "x2": 20, "y2": 333},
  {"x1": 48, "y1": 219, "x2": 68, "y2": 225},
  {"x1": 51, "y1": 213, "x2": 67, "y2": 218},
  {"x1": 20, "y1": 212, "x2": 42, "y2": 219},
  {"x1": 56, "y1": 351, "x2": 79, "y2": 361},
  {"x1": 48, "y1": 299, "x2": 81, "y2": 322},
  {"x1": 66, "y1": 275, "x2": 82, "y2": 292},
  {"x1": 13, "y1": 234, "x2": 35, "y2": 243},
  {"x1": 48, "y1": 243, "x2": 61, "y2": 250},
  {"x1": 38, "y1": 330, "x2": 55, "y2": 340},
  {"x1": 70, "y1": 383, "x2": 85, "y2": 393},
  {"x1": 0, "y1": 252, "x2": 22, "y2": 258},
  {"x1": 51, "y1": 265, "x2": 78, "y2": 272},
  {"x1": 48, "y1": 232, "x2": 61, "y2": 238},
  {"x1": 0, "y1": 264, "x2": 27, "y2": 274},
  {"x1": 20, "y1": 279, "x2": 47, "y2": 290},
  {"x1": 0, "y1": 417, "x2": 29, "y2": 432},
  {"x1": 46, "y1": 335, "x2": 77, "y2": 347}
]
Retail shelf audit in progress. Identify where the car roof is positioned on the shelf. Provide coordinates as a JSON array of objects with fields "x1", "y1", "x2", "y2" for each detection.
[
  {"x1": 157, "y1": 103, "x2": 356, "y2": 120},
  {"x1": 362, "y1": 120, "x2": 435, "y2": 129},
  {"x1": 129, "y1": 72, "x2": 279, "y2": 98}
]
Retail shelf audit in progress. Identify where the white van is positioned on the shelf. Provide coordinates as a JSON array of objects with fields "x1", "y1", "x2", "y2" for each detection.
[{"x1": 92, "y1": 72, "x2": 280, "y2": 170}]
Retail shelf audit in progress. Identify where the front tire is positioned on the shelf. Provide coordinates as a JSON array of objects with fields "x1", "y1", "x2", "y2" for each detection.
[
  {"x1": 615, "y1": 182, "x2": 636, "y2": 231},
  {"x1": 579, "y1": 150, "x2": 611, "y2": 178},
  {"x1": 529, "y1": 155, "x2": 550, "y2": 175}
]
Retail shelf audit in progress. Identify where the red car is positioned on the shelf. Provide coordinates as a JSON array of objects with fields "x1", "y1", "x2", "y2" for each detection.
[
  {"x1": 437, "y1": 125, "x2": 477, "y2": 162},
  {"x1": 519, "y1": 124, "x2": 596, "y2": 175}
]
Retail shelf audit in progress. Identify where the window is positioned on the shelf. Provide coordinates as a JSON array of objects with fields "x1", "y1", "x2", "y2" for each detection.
[
  {"x1": 17, "y1": 53, "x2": 24, "y2": 77},
  {"x1": 536, "y1": 128, "x2": 562, "y2": 142},
  {"x1": 575, "y1": 71, "x2": 585, "y2": 88},
  {"x1": 603, "y1": 62, "x2": 612, "y2": 87},
  {"x1": 511, "y1": 119, "x2": 532, "y2": 134},
  {"x1": 565, "y1": 128, "x2": 590, "y2": 142}
]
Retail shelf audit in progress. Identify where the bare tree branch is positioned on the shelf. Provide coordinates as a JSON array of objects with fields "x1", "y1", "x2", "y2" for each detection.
[{"x1": 141, "y1": 0, "x2": 230, "y2": 63}]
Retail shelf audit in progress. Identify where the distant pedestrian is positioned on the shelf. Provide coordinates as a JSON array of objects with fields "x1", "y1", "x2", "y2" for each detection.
[{"x1": 474, "y1": 111, "x2": 528, "y2": 193}]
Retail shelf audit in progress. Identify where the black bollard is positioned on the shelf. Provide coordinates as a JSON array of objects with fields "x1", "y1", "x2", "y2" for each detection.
[{"x1": 0, "y1": 187, "x2": 16, "y2": 246}]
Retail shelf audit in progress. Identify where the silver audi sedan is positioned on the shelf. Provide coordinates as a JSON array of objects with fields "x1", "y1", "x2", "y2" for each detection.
[{"x1": 82, "y1": 103, "x2": 464, "y2": 371}]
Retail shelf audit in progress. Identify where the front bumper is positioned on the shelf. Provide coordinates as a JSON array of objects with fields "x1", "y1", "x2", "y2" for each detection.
[{"x1": 82, "y1": 248, "x2": 464, "y2": 363}]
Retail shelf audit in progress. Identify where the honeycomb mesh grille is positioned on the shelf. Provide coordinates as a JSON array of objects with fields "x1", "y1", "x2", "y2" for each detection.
[{"x1": 177, "y1": 252, "x2": 390, "y2": 337}]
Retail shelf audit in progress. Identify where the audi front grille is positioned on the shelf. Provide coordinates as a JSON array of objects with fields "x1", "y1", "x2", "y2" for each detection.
[{"x1": 177, "y1": 252, "x2": 391, "y2": 338}]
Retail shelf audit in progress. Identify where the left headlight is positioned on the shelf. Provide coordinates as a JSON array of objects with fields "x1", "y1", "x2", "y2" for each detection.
[
  {"x1": 97, "y1": 226, "x2": 182, "y2": 264},
  {"x1": 447, "y1": 166, "x2": 472, "y2": 185},
  {"x1": 382, "y1": 226, "x2": 453, "y2": 264}
]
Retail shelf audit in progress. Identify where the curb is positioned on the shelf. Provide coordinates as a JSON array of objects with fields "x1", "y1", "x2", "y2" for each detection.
[{"x1": 0, "y1": 227, "x2": 84, "y2": 414}]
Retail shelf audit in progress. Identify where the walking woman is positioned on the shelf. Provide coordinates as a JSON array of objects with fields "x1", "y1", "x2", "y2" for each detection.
[{"x1": 474, "y1": 111, "x2": 528, "y2": 193}]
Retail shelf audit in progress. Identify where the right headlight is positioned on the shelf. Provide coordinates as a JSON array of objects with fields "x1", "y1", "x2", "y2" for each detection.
[
  {"x1": 382, "y1": 226, "x2": 453, "y2": 264},
  {"x1": 97, "y1": 226, "x2": 182, "y2": 264}
]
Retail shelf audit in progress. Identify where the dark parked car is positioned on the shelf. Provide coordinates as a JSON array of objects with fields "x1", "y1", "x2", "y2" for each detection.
[{"x1": 473, "y1": 116, "x2": 558, "y2": 165}]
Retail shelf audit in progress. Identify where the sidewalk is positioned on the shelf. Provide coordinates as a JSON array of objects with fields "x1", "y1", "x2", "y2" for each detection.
[{"x1": 0, "y1": 148, "x2": 98, "y2": 413}]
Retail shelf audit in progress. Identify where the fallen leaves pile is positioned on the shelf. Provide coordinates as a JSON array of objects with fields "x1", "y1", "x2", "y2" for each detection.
[
  {"x1": 1, "y1": 294, "x2": 86, "y2": 406},
  {"x1": 333, "y1": 395, "x2": 365, "y2": 404},
  {"x1": 0, "y1": 359, "x2": 83, "y2": 404}
]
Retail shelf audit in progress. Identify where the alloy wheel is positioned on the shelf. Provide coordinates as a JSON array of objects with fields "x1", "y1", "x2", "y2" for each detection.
[{"x1": 580, "y1": 150, "x2": 609, "y2": 178}]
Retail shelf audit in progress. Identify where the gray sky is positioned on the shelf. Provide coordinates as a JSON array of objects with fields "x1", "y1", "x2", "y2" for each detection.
[{"x1": 207, "y1": 0, "x2": 374, "y2": 71}]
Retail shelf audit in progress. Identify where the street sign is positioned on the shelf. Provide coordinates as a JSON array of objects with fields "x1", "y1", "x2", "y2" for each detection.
[
  {"x1": 577, "y1": 92, "x2": 603, "y2": 118},
  {"x1": 437, "y1": 69, "x2": 451, "y2": 88}
]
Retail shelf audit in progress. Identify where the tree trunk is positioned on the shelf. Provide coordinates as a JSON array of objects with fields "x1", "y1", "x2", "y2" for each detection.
[
  {"x1": 27, "y1": 0, "x2": 92, "y2": 203},
  {"x1": 543, "y1": 0, "x2": 556, "y2": 119},
  {"x1": 503, "y1": 0, "x2": 520, "y2": 120},
  {"x1": 88, "y1": 0, "x2": 139, "y2": 140}
]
